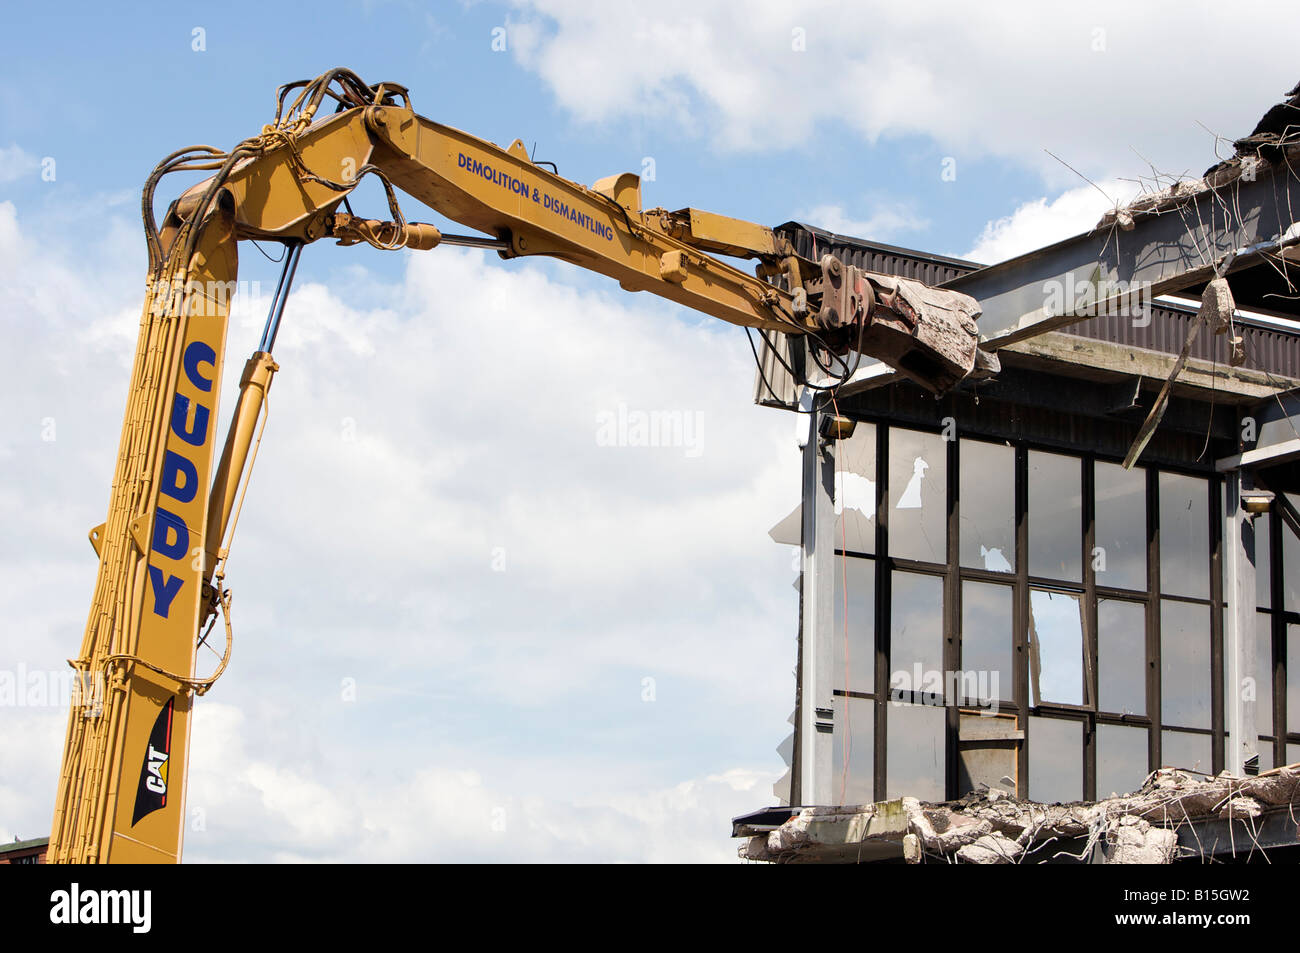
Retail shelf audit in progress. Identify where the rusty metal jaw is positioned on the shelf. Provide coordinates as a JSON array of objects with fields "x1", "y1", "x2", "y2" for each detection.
[{"x1": 804, "y1": 253, "x2": 987, "y2": 394}]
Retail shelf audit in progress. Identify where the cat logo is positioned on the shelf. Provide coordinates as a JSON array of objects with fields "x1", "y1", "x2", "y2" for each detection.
[
  {"x1": 145, "y1": 745, "x2": 169, "y2": 794},
  {"x1": 132, "y1": 698, "x2": 174, "y2": 825}
]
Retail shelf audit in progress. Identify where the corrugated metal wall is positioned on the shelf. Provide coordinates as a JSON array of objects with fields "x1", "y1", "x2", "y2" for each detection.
[
  {"x1": 1067, "y1": 309, "x2": 1300, "y2": 378},
  {"x1": 776, "y1": 222, "x2": 976, "y2": 286}
]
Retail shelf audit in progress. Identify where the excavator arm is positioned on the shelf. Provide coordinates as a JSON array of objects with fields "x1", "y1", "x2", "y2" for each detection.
[{"x1": 49, "y1": 69, "x2": 988, "y2": 863}]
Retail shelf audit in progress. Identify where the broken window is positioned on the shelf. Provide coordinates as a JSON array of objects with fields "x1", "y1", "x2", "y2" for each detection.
[
  {"x1": 831, "y1": 695, "x2": 874, "y2": 805},
  {"x1": 957, "y1": 711, "x2": 1020, "y2": 796},
  {"x1": 886, "y1": 703, "x2": 945, "y2": 801},
  {"x1": 1028, "y1": 716, "x2": 1082, "y2": 803},
  {"x1": 959, "y1": 439, "x2": 1014, "y2": 573},
  {"x1": 832, "y1": 556, "x2": 874, "y2": 695},
  {"x1": 1159, "y1": 473, "x2": 1209, "y2": 600},
  {"x1": 833, "y1": 422, "x2": 876, "y2": 554},
  {"x1": 1096, "y1": 723, "x2": 1148, "y2": 798},
  {"x1": 888, "y1": 428, "x2": 946, "y2": 564},
  {"x1": 1098, "y1": 598, "x2": 1145, "y2": 715},
  {"x1": 1094, "y1": 461, "x2": 1146, "y2": 591},
  {"x1": 1161, "y1": 729, "x2": 1212, "y2": 773},
  {"x1": 1028, "y1": 588, "x2": 1085, "y2": 707},
  {"x1": 1028, "y1": 451, "x2": 1081, "y2": 582},
  {"x1": 1161, "y1": 600, "x2": 1211, "y2": 729},
  {"x1": 889, "y1": 571, "x2": 944, "y2": 703},
  {"x1": 960, "y1": 580, "x2": 1013, "y2": 707}
]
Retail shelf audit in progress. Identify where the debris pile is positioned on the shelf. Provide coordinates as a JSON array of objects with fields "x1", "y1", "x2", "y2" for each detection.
[
  {"x1": 1096, "y1": 80, "x2": 1300, "y2": 232},
  {"x1": 739, "y1": 765, "x2": 1300, "y2": 864}
]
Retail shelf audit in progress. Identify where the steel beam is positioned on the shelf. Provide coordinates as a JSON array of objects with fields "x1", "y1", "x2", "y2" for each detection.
[
  {"x1": 947, "y1": 161, "x2": 1300, "y2": 347},
  {"x1": 823, "y1": 156, "x2": 1300, "y2": 394}
]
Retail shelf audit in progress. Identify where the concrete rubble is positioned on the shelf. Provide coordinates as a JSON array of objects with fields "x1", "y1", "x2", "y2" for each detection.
[{"x1": 739, "y1": 766, "x2": 1300, "y2": 864}]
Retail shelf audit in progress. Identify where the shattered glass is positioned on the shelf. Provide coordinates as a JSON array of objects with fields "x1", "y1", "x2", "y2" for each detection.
[
  {"x1": 832, "y1": 422, "x2": 877, "y2": 555},
  {"x1": 1029, "y1": 589, "x2": 1085, "y2": 706},
  {"x1": 889, "y1": 428, "x2": 946, "y2": 564},
  {"x1": 959, "y1": 439, "x2": 1014, "y2": 573}
]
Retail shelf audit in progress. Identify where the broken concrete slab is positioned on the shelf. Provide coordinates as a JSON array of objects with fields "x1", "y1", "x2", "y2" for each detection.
[{"x1": 737, "y1": 765, "x2": 1300, "y2": 864}]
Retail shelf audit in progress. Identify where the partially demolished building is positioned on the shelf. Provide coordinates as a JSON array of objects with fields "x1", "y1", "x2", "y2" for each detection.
[{"x1": 739, "y1": 84, "x2": 1300, "y2": 863}]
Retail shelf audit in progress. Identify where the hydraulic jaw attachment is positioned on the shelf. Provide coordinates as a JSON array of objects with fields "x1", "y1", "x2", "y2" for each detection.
[{"x1": 804, "y1": 254, "x2": 995, "y2": 394}]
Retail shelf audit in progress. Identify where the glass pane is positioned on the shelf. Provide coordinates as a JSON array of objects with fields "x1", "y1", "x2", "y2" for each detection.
[
  {"x1": 1159, "y1": 473, "x2": 1209, "y2": 600},
  {"x1": 1029, "y1": 451, "x2": 1081, "y2": 581},
  {"x1": 959, "y1": 439, "x2": 1014, "y2": 573},
  {"x1": 1287, "y1": 508, "x2": 1300, "y2": 613},
  {"x1": 1029, "y1": 716, "x2": 1082, "y2": 802},
  {"x1": 1097, "y1": 724, "x2": 1149, "y2": 797},
  {"x1": 1289, "y1": 744, "x2": 1299, "y2": 766},
  {"x1": 1161, "y1": 600, "x2": 1211, "y2": 729},
  {"x1": 886, "y1": 703, "x2": 945, "y2": 800},
  {"x1": 1290, "y1": 625, "x2": 1300, "y2": 735},
  {"x1": 961, "y1": 581, "x2": 1013, "y2": 706},
  {"x1": 831, "y1": 695, "x2": 875, "y2": 805},
  {"x1": 1094, "y1": 461, "x2": 1146, "y2": 591},
  {"x1": 889, "y1": 571, "x2": 944, "y2": 702},
  {"x1": 832, "y1": 556, "x2": 875, "y2": 695},
  {"x1": 1162, "y1": 729, "x2": 1212, "y2": 773},
  {"x1": 1030, "y1": 589, "x2": 1085, "y2": 706},
  {"x1": 1098, "y1": 599, "x2": 1145, "y2": 715},
  {"x1": 1256, "y1": 612, "x2": 1273, "y2": 736},
  {"x1": 1254, "y1": 513, "x2": 1271, "y2": 609},
  {"x1": 889, "y1": 428, "x2": 946, "y2": 564},
  {"x1": 833, "y1": 423, "x2": 876, "y2": 555}
]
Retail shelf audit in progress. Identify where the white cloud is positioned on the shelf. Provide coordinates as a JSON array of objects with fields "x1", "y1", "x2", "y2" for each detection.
[
  {"x1": 800, "y1": 202, "x2": 928, "y2": 242},
  {"x1": 964, "y1": 178, "x2": 1140, "y2": 265},
  {"x1": 505, "y1": 1, "x2": 1297, "y2": 180},
  {"x1": 181, "y1": 703, "x2": 765, "y2": 862},
  {"x1": 0, "y1": 145, "x2": 40, "y2": 185},
  {"x1": 0, "y1": 200, "x2": 797, "y2": 860}
]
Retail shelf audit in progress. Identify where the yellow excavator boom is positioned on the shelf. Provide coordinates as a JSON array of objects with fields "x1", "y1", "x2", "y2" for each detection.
[{"x1": 49, "y1": 69, "x2": 986, "y2": 862}]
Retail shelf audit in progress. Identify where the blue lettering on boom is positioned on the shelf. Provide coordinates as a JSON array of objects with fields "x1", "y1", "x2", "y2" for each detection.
[
  {"x1": 147, "y1": 340, "x2": 218, "y2": 619},
  {"x1": 457, "y1": 151, "x2": 614, "y2": 242},
  {"x1": 147, "y1": 565, "x2": 183, "y2": 619}
]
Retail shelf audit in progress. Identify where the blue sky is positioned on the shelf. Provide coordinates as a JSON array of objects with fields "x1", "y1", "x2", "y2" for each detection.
[
  {"x1": 10, "y1": 0, "x2": 1293, "y2": 276},
  {"x1": 3, "y1": 1, "x2": 1299, "y2": 861},
  {"x1": 2, "y1": 2, "x2": 1004, "y2": 262}
]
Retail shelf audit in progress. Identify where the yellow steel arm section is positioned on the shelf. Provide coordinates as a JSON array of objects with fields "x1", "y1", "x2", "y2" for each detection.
[
  {"x1": 362, "y1": 106, "x2": 801, "y2": 333},
  {"x1": 170, "y1": 102, "x2": 805, "y2": 334},
  {"x1": 51, "y1": 193, "x2": 239, "y2": 863}
]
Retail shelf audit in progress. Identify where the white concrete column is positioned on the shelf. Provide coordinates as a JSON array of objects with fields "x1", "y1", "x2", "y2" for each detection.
[
  {"x1": 798, "y1": 407, "x2": 837, "y2": 804},
  {"x1": 1223, "y1": 469, "x2": 1258, "y2": 776}
]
